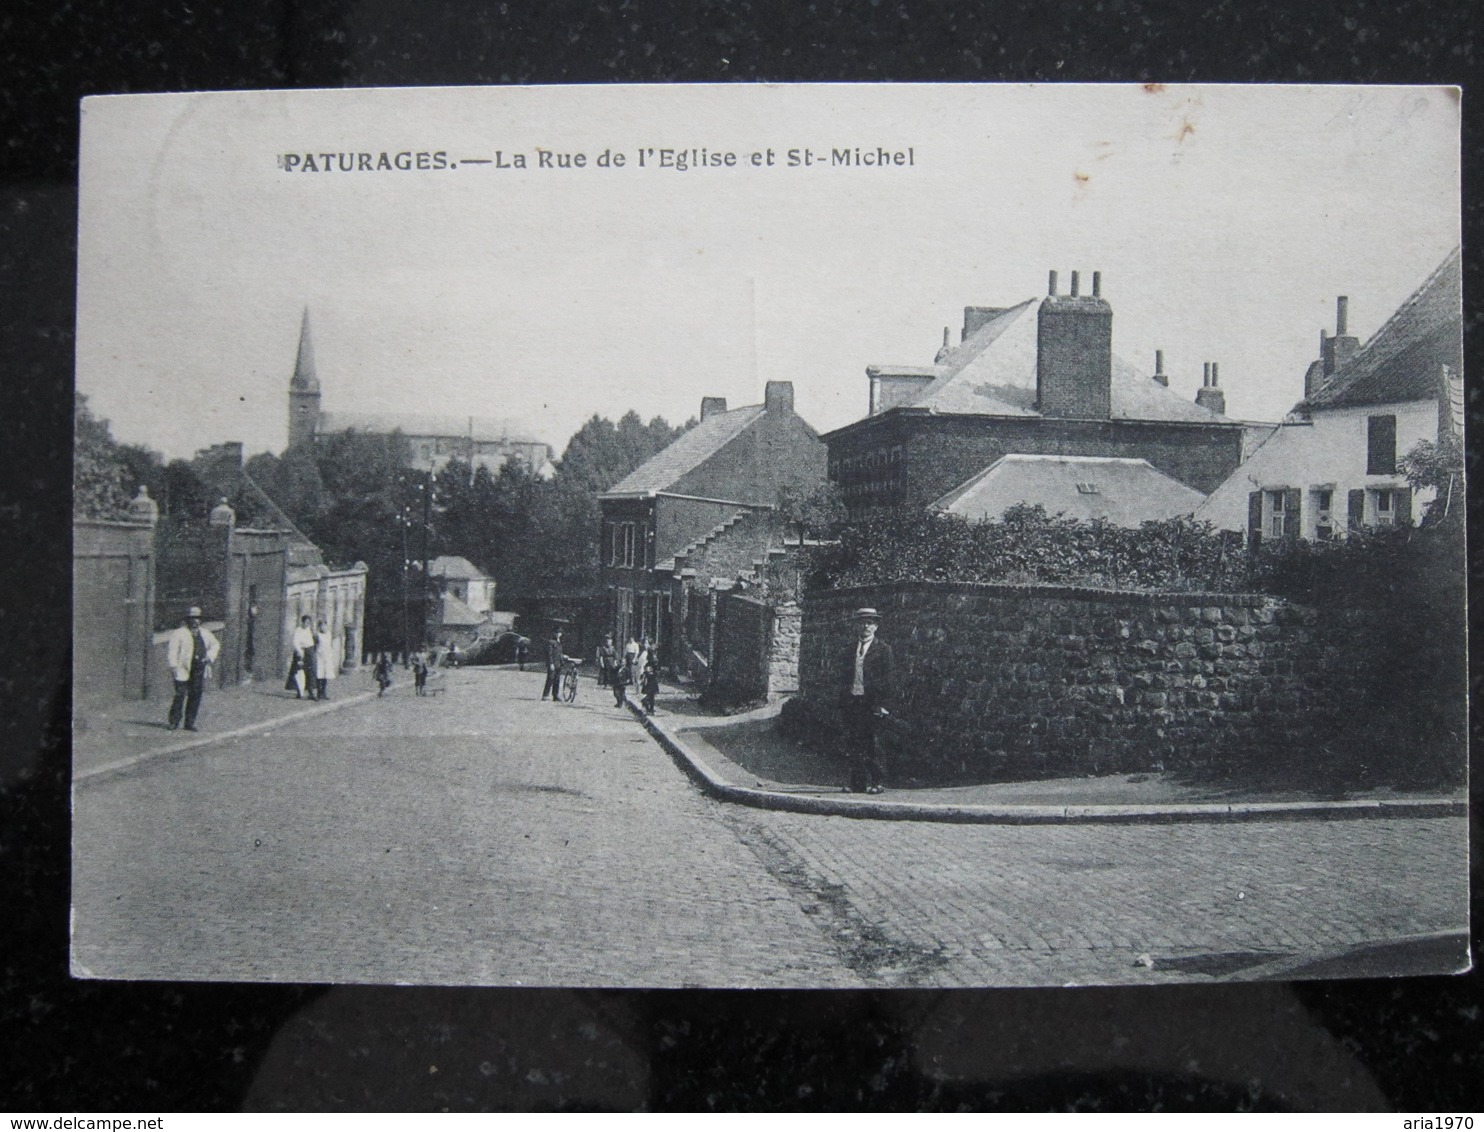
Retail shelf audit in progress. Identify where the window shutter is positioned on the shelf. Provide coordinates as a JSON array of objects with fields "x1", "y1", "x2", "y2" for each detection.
[
  {"x1": 1282, "y1": 488, "x2": 1302, "y2": 540},
  {"x1": 1247, "y1": 491, "x2": 1263, "y2": 552},
  {"x1": 1395, "y1": 486, "x2": 1413, "y2": 526},
  {"x1": 1367, "y1": 415, "x2": 1397, "y2": 475},
  {"x1": 1347, "y1": 489, "x2": 1366, "y2": 532}
]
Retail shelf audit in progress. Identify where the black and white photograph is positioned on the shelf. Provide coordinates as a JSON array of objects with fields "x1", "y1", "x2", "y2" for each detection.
[{"x1": 71, "y1": 83, "x2": 1466, "y2": 990}]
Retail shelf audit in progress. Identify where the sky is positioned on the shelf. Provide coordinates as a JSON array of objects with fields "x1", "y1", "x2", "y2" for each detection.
[{"x1": 76, "y1": 84, "x2": 1460, "y2": 461}]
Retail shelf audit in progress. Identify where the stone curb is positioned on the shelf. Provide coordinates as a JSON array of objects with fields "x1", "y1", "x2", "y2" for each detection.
[
  {"x1": 628, "y1": 703, "x2": 1467, "y2": 825},
  {"x1": 74, "y1": 690, "x2": 380, "y2": 786}
]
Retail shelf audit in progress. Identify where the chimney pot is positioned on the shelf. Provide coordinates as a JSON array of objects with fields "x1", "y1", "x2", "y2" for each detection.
[
  {"x1": 1070, "y1": 271, "x2": 1080, "y2": 297},
  {"x1": 1202, "y1": 362, "x2": 1211, "y2": 387},
  {"x1": 1047, "y1": 270, "x2": 1058, "y2": 296},
  {"x1": 1092, "y1": 271, "x2": 1102, "y2": 298},
  {"x1": 1155, "y1": 349, "x2": 1165, "y2": 374},
  {"x1": 1211, "y1": 362, "x2": 1220, "y2": 387},
  {"x1": 1336, "y1": 295, "x2": 1349, "y2": 336}
]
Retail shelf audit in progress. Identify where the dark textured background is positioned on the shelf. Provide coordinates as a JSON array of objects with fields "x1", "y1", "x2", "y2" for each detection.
[{"x1": 2, "y1": 0, "x2": 1480, "y2": 1111}]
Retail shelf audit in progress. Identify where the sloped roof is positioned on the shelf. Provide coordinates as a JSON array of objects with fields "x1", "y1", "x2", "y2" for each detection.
[
  {"x1": 932, "y1": 454, "x2": 1207, "y2": 527},
  {"x1": 873, "y1": 298, "x2": 1234, "y2": 424},
  {"x1": 429, "y1": 555, "x2": 488, "y2": 580},
  {"x1": 602, "y1": 406, "x2": 765, "y2": 496},
  {"x1": 1302, "y1": 249, "x2": 1462, "y2": 411},
  {"x1": 435, "y1": 592, "x2": 486, "y2": 627},
  {"x1": 318, "y1": 410, "x2": 543, "y2": 444}
]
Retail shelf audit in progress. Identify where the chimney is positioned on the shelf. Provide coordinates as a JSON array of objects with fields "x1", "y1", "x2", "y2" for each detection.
[
  {"x1": 1047, "y1": 270, "x2": 1058, "y2": 296},
  {"x1": 1195, "y1": 361, "x2": 1226, "y2": 415},
  {"x1": 1153, "y1": 349, "x2": 1168, "y2": 387},
  {"x1": 764, "y1": 381, "x2": 794, "y2": 414},
  {"x1": 935, "y1": 326, "x2": 953, "y2": 363},
  {"x1": 700, "y1": 396, "x2": 727, "y2": 420},
  {"x1": 1319, "y1": 294, "x2": 1359, "y2": 379},
  {"x1": 1036, "y1": 269, "x2": 1113, "y2": 420}
]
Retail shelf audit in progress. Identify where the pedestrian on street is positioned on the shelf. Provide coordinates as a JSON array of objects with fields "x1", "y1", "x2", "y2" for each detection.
[
  {"x1": 541, "y1": 627, "x2": 565, "y2": 703},
  {"x1": 288, "y1": 614, "x2": 316, "y2": 699},
  {"x1": 374, "y1": 653, "x2": 394, "y2": 696},
  {"x1": 412, "y1": 653, "x2": 429, "y2": 695},
  {"x1": 313, "y1": 619, "x2": 336, "y2": 701},
  {"x1": 623, "y1": 635, "x2": 639, "y2": 686},
  {"x1": 165, "y1": 605, "x2": 220, "y2": 732},
  {"x1": 640, "y1": 658, "x2": 660, "y2": 715},
  {"x1": 516, "y1": 638, "x2": 528, "y2": 671},
  {"x1": 610, "y1": 645, "x2": 629, "y2": 707},
  {"x1": 840, "y1": 607, "x2": 893, "y2": 795},
  {"x1": 596, "y1": 634, "x2": 617, "y2": 687}
]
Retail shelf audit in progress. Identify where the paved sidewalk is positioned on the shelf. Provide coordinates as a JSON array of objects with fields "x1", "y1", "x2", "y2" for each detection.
[
  {"x1": 73, "y1": 670, "x2": 388, "y2": 781},
  {"x1": 632, "y1": 686, "x2": 1466, "y2": 825}
]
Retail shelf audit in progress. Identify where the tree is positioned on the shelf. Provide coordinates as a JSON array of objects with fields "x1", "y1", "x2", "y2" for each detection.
[
  {"x1": 74, "y1": 395, "x2": 131, "y2": 519},
  {"x1": 556, "y1": 411, "x2": 691, "y2": 493},
  {"x1": 1399, "y1": 434, "x2": 1464, "y2": 526},
  {"x1": 777, "y1": 480, "x2": 847, "y2": 545}
]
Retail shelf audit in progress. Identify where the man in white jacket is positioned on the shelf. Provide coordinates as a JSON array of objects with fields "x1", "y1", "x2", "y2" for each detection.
[{"x1": 166, "y1": 605, "x2": 220, "y2": 731}]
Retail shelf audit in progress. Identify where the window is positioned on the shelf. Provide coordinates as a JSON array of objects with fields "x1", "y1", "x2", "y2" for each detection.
[
  {"x1": 1367, "y1": 414, "x2": 1397, "y2": 475},
  {"x1": 1266, "y1": 490, "x2": 1287, "y2": 540},
  {"x1": 1372, "y1": 488, "x2": 1394, "y2": 526},
  {"x1": 619, "y1": 522, "x2": 636, "y2": 568},
  {"x1": 1075, "y1": 482, "x2": 1100, "y2": 495}
]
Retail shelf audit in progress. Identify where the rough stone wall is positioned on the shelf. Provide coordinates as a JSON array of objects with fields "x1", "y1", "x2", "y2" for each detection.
[
  {"x1": 710, "y1": 591, "x2": 771, "y2": 703},
  {"x1": 767, "y1": 601, "x2": 802, "y2": 696},
  {"x1": 798, "y1": 581, "x2": 1367, "y2": 782}
]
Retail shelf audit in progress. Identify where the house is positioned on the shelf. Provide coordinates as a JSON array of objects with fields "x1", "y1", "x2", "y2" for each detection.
[
  {"x1": 287, "y1": 309, "x2": 555, "y2": 477},
  {"x1": 426, "y1": 555, "x2": 511, "y2": 647},
  {"x1": 1195, "y1": 250, "x2": 1462, "y2": 545},
  {"x1": 824, "y1": 270, "x2": 1268, "y2": 522},
  {"x1": 597, "y1": 381, "x2": 826, "y2": 675},
  {"x1": 931, "y1": 454, "x2": 1207, "y2": 526}
]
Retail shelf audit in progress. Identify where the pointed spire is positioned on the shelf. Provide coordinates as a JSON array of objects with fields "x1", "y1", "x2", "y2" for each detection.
[{"x1": 290, "y1": 307, "x2": 319, "y2": 392}]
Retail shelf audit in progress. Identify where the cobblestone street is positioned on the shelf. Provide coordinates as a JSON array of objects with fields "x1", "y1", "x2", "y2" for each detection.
[{"x1": 72, "y1": 668, "x2": 1468, "y2": 988}]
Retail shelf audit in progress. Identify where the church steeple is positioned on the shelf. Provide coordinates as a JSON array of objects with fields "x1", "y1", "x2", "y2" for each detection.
[
  {"x1": 286, "y1": 307, "x2": 321, "y2": 450},
  {"x1": 289, "y1": 307, "x2": 319, "y2": 393}
]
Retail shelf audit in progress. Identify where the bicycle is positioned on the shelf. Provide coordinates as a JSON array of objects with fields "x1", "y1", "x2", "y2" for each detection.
[{"x1": 559, "y1": 656, "x2": 580, "y2": 703}]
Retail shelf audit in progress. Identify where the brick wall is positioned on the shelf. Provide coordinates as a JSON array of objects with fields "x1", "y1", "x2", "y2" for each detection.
[
  {"x1": 796, "y1": 581, "x2": 1367, "y2": 783},
  {"x1": 74, "y1": 519, "x2": 156, "y2": 707}
]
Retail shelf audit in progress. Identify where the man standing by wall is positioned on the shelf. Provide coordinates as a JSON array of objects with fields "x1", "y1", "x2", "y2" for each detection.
[
  {"x1": 166, "y1": 605, "x2": 220, "y2": 732},
  {"x1": 841, "y1": 607, "x2": 893, "y2": 794}
]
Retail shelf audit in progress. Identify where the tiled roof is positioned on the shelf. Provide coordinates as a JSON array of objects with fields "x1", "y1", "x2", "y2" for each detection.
[
  {"x1": 932, "y1": 453, "x2": 1207, "y2": 527},
  {"x1": 1302, "y1": 249, "x2": 1462, "y2": 410},
  {"x1": 318, "y1": 410, "x2": 542, "y2": 444},
  {"x1": 428, "y1": 555, "x2": 487, "y2": 580},
  {"x1": 876, "y1": 298, "x2": 1233, "y2": 424},
  {"x1": 602, "y1": 406, "x2": 765, "y2": 495}
]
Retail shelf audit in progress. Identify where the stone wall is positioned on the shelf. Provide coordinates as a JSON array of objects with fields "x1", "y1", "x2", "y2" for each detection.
[
  {"x1": 797, "y1": 581, "x2": 1367, "y2": 783},
  {"x1": 710, "y1": 593, "x2": 804, "y2": 705}
]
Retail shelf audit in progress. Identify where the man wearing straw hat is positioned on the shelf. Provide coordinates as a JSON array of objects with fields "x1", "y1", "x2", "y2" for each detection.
[
  {"x1": 165, "y1": 605, "x2": 220, "y2": 732},
  {"x1": 841, "y1": 607, "x2": 894, "y2": 794}
]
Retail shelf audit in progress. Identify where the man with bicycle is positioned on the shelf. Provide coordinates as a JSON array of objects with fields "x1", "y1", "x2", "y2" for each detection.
[{"x1": 540, "y1": 625, "x2": 565, "y2": 703}]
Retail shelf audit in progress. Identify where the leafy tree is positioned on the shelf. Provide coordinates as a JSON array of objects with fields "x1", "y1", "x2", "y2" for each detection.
[
  {"x1": 1399, "y1": 434, "x2": 1464, "y2": 526},
  {"x1": 556, "y1": 411, "x2": 691, "y2": 492},
  {"x1": 777, "y1": 481, "x2": 847, "y2": 545},
  {"x1": 74, "y1": 395, "x2": 131, "y2": 518}
]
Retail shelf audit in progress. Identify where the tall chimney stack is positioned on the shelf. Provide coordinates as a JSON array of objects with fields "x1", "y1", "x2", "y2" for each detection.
[
  {"x1": 1036, "y1": 269, "x2": 1113, "y2": 420},
  {"x1": 1320, "y1": 294, "x2": 1359, "y2": 379},
  {"x1": 1091, "y1": 271, "x2": 1102, "y2": 298},
  {"x1": 1195, "y1": 361, "x2": 1226, "y2": 415},
  {"x1": 1153, "y1": 349, "x2": 1168, "y2": 387},
  {"x1": 1047, "y1": 270, "x2": 1058, "y2": 296}
]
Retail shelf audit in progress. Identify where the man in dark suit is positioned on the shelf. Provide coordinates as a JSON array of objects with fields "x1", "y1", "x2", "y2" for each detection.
[
  {"x1": 541, "y1": 626, "x2": 565, "y2": 703},
  {"x1": 840, "y1": 607, "x2": 893, "y2": 794}
]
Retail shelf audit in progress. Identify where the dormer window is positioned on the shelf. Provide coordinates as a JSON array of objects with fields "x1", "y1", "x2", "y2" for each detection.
[{"x1": 1075, "y1": 482, "x2": 1100, "y2": 495}]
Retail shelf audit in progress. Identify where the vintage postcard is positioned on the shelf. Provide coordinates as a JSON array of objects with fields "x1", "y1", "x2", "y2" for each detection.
[{"x1": 73, "y1": 84, "x2": 1466, "y2": 987}]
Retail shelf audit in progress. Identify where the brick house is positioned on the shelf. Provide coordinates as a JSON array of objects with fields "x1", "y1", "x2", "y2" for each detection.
[
  {"x1": 597, "y1": 381, "x2": 826, "y2": 676},
  {"x1": 824, "y1": 270, "x2": 1263, "y2": 522},
  {"x1": 1195, "y1": 250, "x2": 1462, "y2": 544}
]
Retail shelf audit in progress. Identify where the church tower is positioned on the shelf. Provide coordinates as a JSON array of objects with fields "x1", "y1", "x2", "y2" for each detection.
[{"x1": 286, "y1": 307, "x2": 321, "y2": 451}]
